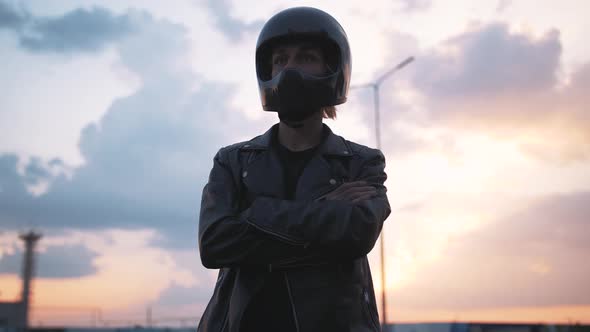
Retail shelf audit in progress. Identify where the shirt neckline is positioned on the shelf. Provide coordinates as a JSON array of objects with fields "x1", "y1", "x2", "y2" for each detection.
[{"x1": 272, "y1": 125, "x2": 328, "y2": 154}]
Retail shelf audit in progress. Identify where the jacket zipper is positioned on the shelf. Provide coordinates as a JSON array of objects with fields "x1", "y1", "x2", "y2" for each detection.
[
  {"x1": 246, "y1": 217, "x2": 308, "y2": 247},
  {"x1": 284, "y1": 273, "x2": 301, "y2": 332},
  {"x1": 312, "y1": 185, "x2": 338, "y2": 202}
]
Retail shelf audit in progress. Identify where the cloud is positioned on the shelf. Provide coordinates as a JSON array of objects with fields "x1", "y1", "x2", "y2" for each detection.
[
  {"x1": 115, "y1": 11, "x2": 188, "y2": 82},
  {"x1": 371, "y1": 22, "x2": 589, "y2": 163},
  {"x1": 0, "y1": 154, "x2": 28, "y2": 198},
  {"x1": 155, "y1": 281, "x2": 213, "y2": 307},
  {"x1": 397, "y1": 0, "x2": 432, "y2": 12},
  {"x1": 0, "y1": 0, "x2": 135, "y2": 53},
  {"x1": 0, "y1": 5, "x2": 266, "y2": 250},
  {"x1": 0, "y1": 243, "x2": 99, "y2": 278},
  {"x1": 0, "y1": 0, "x2": 27, "y2": 29},
  {"x1": 496, "y1": 0, "x2": 512, "y2": 13},
  {"x1": 0, "y1": 154, "x2": 66, "y2": 208},
  {"x1": 0, "y1": 82, "x2": 254, "y2": 249},
  {"x1": 0, "y1": 229, "x2": 203, "y2": 313},
  {"x1": 391, "y1": 191, "x2": 590, "y2": 309},
  {"x1": 204, "y1": 0, "x2": 264, "y2": 42},
  {"x1": 414, "y1": 22, "x2": 561, "y2": 100}
]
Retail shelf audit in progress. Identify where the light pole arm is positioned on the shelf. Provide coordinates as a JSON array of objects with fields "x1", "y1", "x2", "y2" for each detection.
[
  {"x1": 345, "y1": 56, "x2": 415, "y2": 331},
  {"x1": 375, "y1": 56, "x2": 414, "y2": 86}
]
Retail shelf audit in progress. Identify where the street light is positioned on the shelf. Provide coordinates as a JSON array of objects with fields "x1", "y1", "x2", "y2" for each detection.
[{"x1": 350, "y1": 56, "x2": 414, "y2": 331}]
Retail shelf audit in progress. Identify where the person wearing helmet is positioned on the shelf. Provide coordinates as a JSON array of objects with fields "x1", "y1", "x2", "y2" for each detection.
[{"x1": 198, "y1": 7, "x2": 391, "y2": 332}]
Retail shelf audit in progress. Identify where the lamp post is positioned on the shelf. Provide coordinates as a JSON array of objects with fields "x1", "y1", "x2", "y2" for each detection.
[{"x1": 350, "y1": 56, "x2": 414, "y2": 331}]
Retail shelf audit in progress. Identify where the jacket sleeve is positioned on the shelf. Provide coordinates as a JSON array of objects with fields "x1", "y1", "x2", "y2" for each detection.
[
  {"x1": 245, "y1": 148, "x2": 391, "y2": 266},
  {"x1": 199, "y1": 147, "x2": 391, "y2": 269},
  {"x1": 198, "y1": 148, "x2": 305, "y2": 269}
]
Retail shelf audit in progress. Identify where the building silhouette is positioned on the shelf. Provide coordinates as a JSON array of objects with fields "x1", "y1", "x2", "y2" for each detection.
[{"x1": 0, "y1": 230, "x2": 42, "y2": 329}]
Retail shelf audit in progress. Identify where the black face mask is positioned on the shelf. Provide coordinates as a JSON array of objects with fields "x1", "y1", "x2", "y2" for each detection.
[{"x1": 276, "y1": 68, "x2": 325, "y2": 128}]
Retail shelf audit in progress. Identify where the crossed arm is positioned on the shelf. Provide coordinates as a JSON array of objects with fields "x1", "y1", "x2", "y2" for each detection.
[{"x1": 198, "y1": 148, "x2": 391, "y2": 269}]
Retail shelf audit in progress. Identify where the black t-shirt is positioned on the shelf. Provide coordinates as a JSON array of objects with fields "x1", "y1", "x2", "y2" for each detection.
[
  {"x1": 239, "y1": 126, "x2": 326, "y2": 331},
  {"x1": 275, "y1": 137, "x2": 320, "y2": 200}
]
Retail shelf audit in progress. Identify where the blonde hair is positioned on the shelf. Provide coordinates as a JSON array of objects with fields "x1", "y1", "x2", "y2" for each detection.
[{"x1": 322, "y1": 106, "x2": 337, "y2": 119}]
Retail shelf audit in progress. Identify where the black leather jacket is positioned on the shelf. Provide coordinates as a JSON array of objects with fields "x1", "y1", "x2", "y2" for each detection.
[{"x1": 198, "y1": 124, "x2": 391, "y2": 332}]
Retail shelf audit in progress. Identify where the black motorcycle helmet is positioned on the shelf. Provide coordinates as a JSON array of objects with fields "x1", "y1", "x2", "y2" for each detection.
[{"x1": 255, "y1": 7, "x2": 351, "y2": 121}]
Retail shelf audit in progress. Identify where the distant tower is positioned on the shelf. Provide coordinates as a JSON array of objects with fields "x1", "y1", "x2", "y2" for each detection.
[{"x1": 18, "y1": 230, "x2": 42, "y2": 329}]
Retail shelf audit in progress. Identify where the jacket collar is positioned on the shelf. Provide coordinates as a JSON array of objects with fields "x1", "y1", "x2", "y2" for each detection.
[{"x1": 240, "y1": 123, "x2": 352, "y2": 157}]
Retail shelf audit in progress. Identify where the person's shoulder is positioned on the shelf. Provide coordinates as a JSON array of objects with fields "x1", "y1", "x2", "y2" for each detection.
[
  {"x1": 219, "y1": 140, "x2": 251, "y2": 153},
  {"x1": 215, "y1": 132, "x2": 266, "y2": 159},
  {"x1": 344, "y1": 139, "x2": 385, "y2": 161},
  {"x1": 215, "y1": 140, "x2": 249, "y2": 161}
]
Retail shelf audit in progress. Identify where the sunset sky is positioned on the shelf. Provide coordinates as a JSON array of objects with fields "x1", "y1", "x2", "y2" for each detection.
[{"x1": 0, "y1": 0, "x2": 589, "y2": 327}]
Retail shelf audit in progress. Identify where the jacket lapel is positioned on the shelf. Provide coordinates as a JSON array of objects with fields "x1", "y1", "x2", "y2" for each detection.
[
  {"x1": 296, "y1": 125, "x2": 353, "y2": 200},
  {"x1": 240, "y1": 123, "x2": 353, "y2": 201},
  {"x1": 240, "y1": 125, "x2": 285, "y2": 199}
]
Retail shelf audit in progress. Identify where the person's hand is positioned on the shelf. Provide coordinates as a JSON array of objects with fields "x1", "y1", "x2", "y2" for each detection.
[{"x1": 323, "y1": 181, "x2": 377, "y2": 203}]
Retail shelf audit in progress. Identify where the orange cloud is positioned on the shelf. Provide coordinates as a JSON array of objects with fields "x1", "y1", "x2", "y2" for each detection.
[{"x1": 400, "y1": 23, "x2": 590, "y2": 164}]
